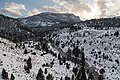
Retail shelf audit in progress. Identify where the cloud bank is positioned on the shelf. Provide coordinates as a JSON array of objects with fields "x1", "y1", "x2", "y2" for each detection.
[
  {"x1": 96, "y1": 0, "x2": 107, "y2": 17},
  {"x1": 0, "y1": 2, "x2": 26, "y2": 17},
  {"x1": 42, "y1": 0, "x2": 92, "y2": 20},
  {"x1": 41, "y1": 0, "x2": 120, "y2": 20},
  {"x1": 1, "y1": 0, "x2": 120, "y2": 20}
]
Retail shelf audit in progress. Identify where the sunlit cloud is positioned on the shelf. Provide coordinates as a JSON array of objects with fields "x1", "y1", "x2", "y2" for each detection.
[
  {"x1": 41, "y1": 0, "x2": 93, "y2": 20},
  {"x1": 0, "y1": 2, "x2": 26, "y2": 17},
  {"x1": 28, "y1": 8, "x2": 41, "y2": 16},
  {"x1": 1, "y1": 0, "x2": 120, "y2": 20},
  {"x1": 39, "y1": 0, "x2": 120, "y2": 20},
  {"x1": 108, "y1": 0, "x2": 120, "y2": 16}
]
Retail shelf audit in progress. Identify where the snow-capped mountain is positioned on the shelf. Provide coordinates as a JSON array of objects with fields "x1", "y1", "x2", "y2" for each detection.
[
  {"x1": 20, "y1": 12, "x2": 80, "y2": 27},
  {"x1": 19, "y1": 12, "x2": 81, "y2": 34}
]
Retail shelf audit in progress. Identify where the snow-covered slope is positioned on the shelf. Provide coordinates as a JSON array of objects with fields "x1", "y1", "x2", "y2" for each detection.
[
  {"x1": 0, "y1": 37, "x2": 75, "y2": 80},
  {"x1": 49, "y1": 27, "x2": 120, "y2": 80}
]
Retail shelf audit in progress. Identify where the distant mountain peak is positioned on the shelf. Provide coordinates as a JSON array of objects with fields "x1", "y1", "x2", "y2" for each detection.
[
  {"x1": 31, "y1": 12, "x2": 79, "y2": 17},
  {"x1": 19, "y1": 12, "x2": 81, "y2": 33},
  {"x1": 26, "y1": 12, "x2": 81, "y2": 22}
]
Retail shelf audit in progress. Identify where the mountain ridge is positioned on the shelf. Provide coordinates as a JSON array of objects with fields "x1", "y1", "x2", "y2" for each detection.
[{"x1": 0, "y1": 14, "x2": 36, "y2": 43}]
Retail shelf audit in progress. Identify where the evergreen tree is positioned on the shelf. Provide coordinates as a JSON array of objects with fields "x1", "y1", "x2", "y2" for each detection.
[
  {"x1": 76, "y1": 49, "x2": 86, "y2": 80},
  {"x1": 41, "y1": 41, "x2": 49, "y2": 53},
  {"x1": 46, "y1": 73, "x2": 54, "y2": 80},
  {"x1": 45, "y1": 68, "x2": 47, "y2": 74},
  {"x1": 99, "y1": 68, "x2": 105, "y2": 74},
  {"x1": 59, "y1": 59, "x2": 63, "y2": 65},
  {"x1": 24, "y1": 57, "x2": 32, "y2": 73},
  {"x1": 71, "y1": 74, "x2": 74, "y2": 80},
  {"x1": 66, "y1": 63, "x2": 70, "y2": 69},
  {"x1": 10, "y1": 74, "x2": 15, "y2": 80},
  {"x1": 72, "y1": 46, "x2": 80, "y2": 59},
  {"x1": 58, "y1": 53, "x2": 61, "y2": 60},
  {"x1": 67, "y1": 48, "x2": 72, "y2": 61},
  {"x1": 60, "y1": 77, "x2": 63, "y2": 80},
  {"x1": 24, "y1": 49, "x2": 27, "y2": 54},
  {"x1": 65, "y1": 76, "x2": 68, "y2": 80},
  {"x1": 72, "y1": 67, "x2": 78, "y2": 76},
  {"x1": 24, "y1": 65, "x2": 30, "y2": 73},
  {"x1": 36, "y1": 68, "x2": 45, "y2": 80},
  {"x1": 79, "y1": 50, "x2": 86, "y2": 80},
  {"x1": 114, "y1": 31, "x2": 119, "y2": 37},
  {"x1": 98, "y1": 75, "x2": 104, "y2": 80},
  {"x1": 1, "y1": 68, "x2": 8, "y2": 79},
  {"x1": 27, "y1": 57, "x2": 32, "y2": 69},
  {"x1": 55, "y1": 40, "x2": 60, "y2": 46}
]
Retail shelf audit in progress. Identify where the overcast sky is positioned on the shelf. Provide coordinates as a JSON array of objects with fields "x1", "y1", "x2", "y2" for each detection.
[{"x1": 0, "y1": 0, "x2": 120, "y2": 20}]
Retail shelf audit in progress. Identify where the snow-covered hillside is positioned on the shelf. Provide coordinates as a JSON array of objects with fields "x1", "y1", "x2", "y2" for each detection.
[
  {"x1": 49, "y1": 27, "x2": 120, "y2": 80},
  {"x1": 1, "y1": 12, "x2": 120, "y2": 80},
  {"x1": 0, "y1": 37, "x2": 76, "y2": 80}
]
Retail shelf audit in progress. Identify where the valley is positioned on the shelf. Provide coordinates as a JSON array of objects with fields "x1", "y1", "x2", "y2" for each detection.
[{"x1": 0, "y1": 13, "x2": 120, "y2": 80}]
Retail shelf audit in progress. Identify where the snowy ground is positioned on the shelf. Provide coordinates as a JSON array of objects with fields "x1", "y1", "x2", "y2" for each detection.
[
  {"x1": 0, "y1": 37, "x2": 75, "y2": 80},
  {"x1": 51, "y1": 28, "x2": 120, "y2": 80}
]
